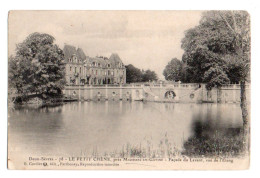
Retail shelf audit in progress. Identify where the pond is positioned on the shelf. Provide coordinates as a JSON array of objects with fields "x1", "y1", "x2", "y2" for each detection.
[{"x1": 8, "y1": 101, "x2": 243, "y2": 158}]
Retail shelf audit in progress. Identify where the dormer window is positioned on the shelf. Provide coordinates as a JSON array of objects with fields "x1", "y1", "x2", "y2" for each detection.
[{"x1": 72, "y1": 55, "x2": 77, "y2": 63}]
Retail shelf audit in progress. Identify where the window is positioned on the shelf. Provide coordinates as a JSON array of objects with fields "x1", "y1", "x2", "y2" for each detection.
[
  {"x1": 70, "y1": 66, "x2": 72, "y2": 71},
  {"x1": 108, "y1": 70, "x2": 110, "y2": 75},
  {"x1": 111, "y1": 71, "x2": 114, "y2": 76},
  {"x1": 75, "y1": 67, "x2": 77, "y2": 73},
  {"x1": 73, "y1": 56, "x2": 77, "y2": 63},
  {"x1": 80, "y1": 67, "x2": 81, "y2": 73},
  {"x1": 96, "y1": 70, "x2": 98, "y2": 75},
  {"x1": 92, "y1": 69, "x2": 94, "y2": 74},
  {"x1": 92, "y1": 62, "x2": 95, "y2": 66},
  {"x1": 107, "y1": 64, "x2": 110, "y2": 68},
  {"x1": 105, "y1": 71, "x2": 107, "y2": 76},
  {"x1": 98, "y1": 63, "x2": 100, "y2": 67}
]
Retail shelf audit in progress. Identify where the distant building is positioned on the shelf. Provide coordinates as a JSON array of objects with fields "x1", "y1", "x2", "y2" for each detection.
[{"x1": 63, "y1": 44, "x2": 126, "y2": 85}]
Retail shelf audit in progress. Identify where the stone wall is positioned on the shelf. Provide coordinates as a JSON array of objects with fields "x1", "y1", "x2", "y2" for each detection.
[{"x1": 63, "y1": 83, "x2": 250, "y2": 103}]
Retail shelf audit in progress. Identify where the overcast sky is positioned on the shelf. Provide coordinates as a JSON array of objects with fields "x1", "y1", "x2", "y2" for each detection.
[{"x1": 9, "y1": 11, "x2": 203, "y2": 79}]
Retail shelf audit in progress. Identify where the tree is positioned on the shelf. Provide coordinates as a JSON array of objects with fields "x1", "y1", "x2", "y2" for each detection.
[
  {"x1": 125, "y1": 64, "x2": 143, "y2": 83},
  {"x1": 181, "y1": 11, "x2": 250, "y2": 134},
  {"x1": 8, "y1": 32, "x2": 66, "y2": 102},
  {"x1": 126, "y1": 64, "x2": 158, "y2": 83},
  {"x1": 142, "y1": 69, "x2": 158, "y2": 82},
  {"x1": 163, "y1": 58, "x2": 182, "y2": 81}
]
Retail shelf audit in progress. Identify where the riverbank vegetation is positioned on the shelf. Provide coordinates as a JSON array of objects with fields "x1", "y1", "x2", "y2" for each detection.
[
  {"x1": 8, "y1": 32, "x2": 66, "y2": 104},
  {"x1": 79, "y1": 128, "x2": 245, "y2": 158},
  {"x1": 182, "y1": 119, "x2": 245, "y2": 157},
  {"x1": 164, "y1": 11, "x2": 250, "y2": 146}
]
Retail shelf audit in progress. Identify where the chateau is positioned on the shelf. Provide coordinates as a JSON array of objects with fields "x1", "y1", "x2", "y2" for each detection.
[{"x1": 63, "y1": 44, "x2": 126, "y2": 85}]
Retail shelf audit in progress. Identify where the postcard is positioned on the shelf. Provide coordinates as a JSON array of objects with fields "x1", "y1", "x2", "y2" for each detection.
[{"x1": 8, "y1": 10, "x2": 250, "y2": 170}]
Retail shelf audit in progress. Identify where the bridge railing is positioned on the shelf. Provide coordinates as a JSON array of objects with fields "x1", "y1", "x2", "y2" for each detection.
[{"x1": 64, "y1": 83, "x2": 250, "y2": 89}]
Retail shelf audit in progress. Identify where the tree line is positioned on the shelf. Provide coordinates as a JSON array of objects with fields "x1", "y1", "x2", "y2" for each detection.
[{"x1": 125, "y1": 64, "x2": 158, "y2": 83}]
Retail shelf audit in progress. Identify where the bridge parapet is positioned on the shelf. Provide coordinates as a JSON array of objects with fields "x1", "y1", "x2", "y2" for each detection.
[{"x1": 63, "y1": 83, "x2": 250, "y2": 103}]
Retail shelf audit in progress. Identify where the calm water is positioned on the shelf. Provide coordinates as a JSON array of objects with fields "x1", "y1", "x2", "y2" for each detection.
[{"x1": 8, "y1": 101, "x2": 243, "y2": 157}]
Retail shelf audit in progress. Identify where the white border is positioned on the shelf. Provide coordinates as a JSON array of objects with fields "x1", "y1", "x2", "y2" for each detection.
[{"x1": 1, "y1": 0, "x2": 260, "y2": 177}]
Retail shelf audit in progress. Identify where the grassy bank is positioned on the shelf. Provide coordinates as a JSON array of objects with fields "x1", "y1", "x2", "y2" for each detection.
[{"x1": 182, "y1": 120, "x2": 246, "y2": 158}]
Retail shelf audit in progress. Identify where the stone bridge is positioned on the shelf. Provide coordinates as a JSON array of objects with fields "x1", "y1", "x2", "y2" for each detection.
[{"x1": 63, "y1": 83, "x2": 250, "y2": 103}]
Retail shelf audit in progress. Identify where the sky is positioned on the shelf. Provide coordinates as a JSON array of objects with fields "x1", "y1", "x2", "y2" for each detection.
[{"x1": 8, "y1": 11, "x2": 203, "y2": 79}]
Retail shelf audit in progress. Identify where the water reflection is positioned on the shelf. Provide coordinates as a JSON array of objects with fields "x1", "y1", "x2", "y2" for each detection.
[
  {"x1": 182, "y1": 108, "x2": 243, "y2": 157},
  {"x1": 8, "y1": 102, "x2": 243, "y2": 158}
]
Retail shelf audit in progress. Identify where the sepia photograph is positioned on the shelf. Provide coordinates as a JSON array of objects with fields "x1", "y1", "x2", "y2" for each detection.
[{"x1": 7, "y1": 10, "x2": 250, "y2": 170}]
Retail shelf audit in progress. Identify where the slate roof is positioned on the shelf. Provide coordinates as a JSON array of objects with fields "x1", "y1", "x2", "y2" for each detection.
[
  {"x1": 63, "y1": 44, "x2": 77, "y2": 62},
  {"x1": 77, "y1": 48, "x2": 87, "y2": 61},
  {"x1": 64, "y1": 44, "x2": 125, "y2": 68},
  {"x1": 109, "y1": 53, "x2": 124, "y2": 68}
]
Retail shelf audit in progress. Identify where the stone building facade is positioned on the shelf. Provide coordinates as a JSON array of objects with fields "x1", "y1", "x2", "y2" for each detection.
[{"x1": 63, "y1": 44, "x2": 126, "y2": 85}]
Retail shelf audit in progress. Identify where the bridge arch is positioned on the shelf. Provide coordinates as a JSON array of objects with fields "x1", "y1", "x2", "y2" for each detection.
[{"x1": 165, "y1": 90, "x2": 176, "y2": 99}]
